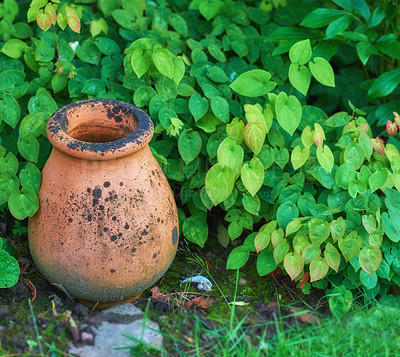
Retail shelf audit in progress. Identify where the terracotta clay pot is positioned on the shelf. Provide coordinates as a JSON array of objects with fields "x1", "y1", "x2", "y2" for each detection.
[{"x1": 28, "y1": 99, "x2": 179, "y2": 307}]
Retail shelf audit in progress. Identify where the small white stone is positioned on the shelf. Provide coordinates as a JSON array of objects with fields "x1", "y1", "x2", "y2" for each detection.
[
  {"x1": 238, "y1": 278, "x2": 247, "y2": 285},
  {"x1": 100, "y1": 303, "x2": 143, "y2": 317},
  {"x1": 81, "y1": 332, "x2": 94, "y2": 344}
]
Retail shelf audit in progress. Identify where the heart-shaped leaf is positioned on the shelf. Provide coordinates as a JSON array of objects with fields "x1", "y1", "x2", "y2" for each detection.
[
  {"x1": 227, "y1": 246, "x2": 250, "y2": 269},
  {"x1": 189, "y1": 93, "x2": 209, "y2": 121},
  {"x1": 226, "y1": 118, "x2": 245, "y2": 145},
  {"x1": 131, "y1": 48, "x2": 150, "y2": 79},
  {"x1": 257, "y1": 249, "x2": 277, "y2": 276},
  {"x1": 182, "y1": 215, "x2": 208, "y2": 248},
  {"x1": 324, "y1": 243, "x2": 340, "y2": 272},
  {"x1": 335, "y1": 163, "x2": 357, "y2": 189},
  {"x1": 308, "y1": 219, "x2": 330, "y2": 243},
  {"x1": 274, "y1": 239, "x2": 289, "y2": 264},
  {"x1": 291, "y1": 145, "x2": 310, "y2": 170},
  {"x1": 254, "y1": 229, "x2": 270, "y2": 254},
  {"x1": 271, "y1": 228, "x2": 284, "y2": 247},
  {"x1": 178, "y1": 129, "x2": 202, "y2": 165},
  {"x1": 244, "y1": 120, "x2": 266, "y2": 155},
  {"x1": 289, "y1": 39, "x2": 312, "y2": 65},
  {"x1": 359, "y1": 245, "x2": 382, "y2": 276},
  {"x1": 293, "y1": 235, "x2": 309, "y2": 254},
  {"x1": 330, "y1": 217, "x2": 346, "y2": 242},
  {"x1": 0, "y1": 250, "x2": 20, "y2": 288},
  {"x1": 153, "y1": 47, "x2": 174, "y2": 79},
  {"x1": 284, "y1": 252, "x2": 304, "y2": 280},
  {"x1": 369, "y1": 168, "x2": 388, "y2": 193},
  {"x1": 8, "y1": 188, "x2": 38, "y2": 220},
  {"x1": 229, "y1": 69, "x2": 276, "y2": 97},
  {"x1": 211, "y1": 96, "x2": 229, "y2": 123},
  {"x1": 362, "y1": 215, "x2": 376, "y2": 233},
  {"x1": 309, "y1": 57, "x2": 335, "y2": 87},
  {"x1": 302, "y1": 243, "x2": 321, "y2": 264},
  {"x1": 217, "y1": 137, "x2": 244, "y2": 178},
  {"x1": 289, "y1": 63, "x2": 311, "y2": 96},
  {"x1": 241, "y1": 158, "x2": 264, "y2": 196},
  {"x1": 275, "y1": 91, "x2": 302, "y2": 136},
  {"x1": 348, "y1": 179, "x2": 367, "y2": 198},
  {"x1": 338, "y1": 232, "x2": 362, "y2": 262},
  {"x1": 205, "y1": 163, "x2": 235, "y2": 206},
  {"x1": 310, "y1": 257, "x2": 329, "y2": 282},
  {"x1": 316, "y1": 145, "x2": 334, "y2": 173}
]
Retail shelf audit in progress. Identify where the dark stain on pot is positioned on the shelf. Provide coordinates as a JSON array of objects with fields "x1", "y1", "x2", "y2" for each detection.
[
  {"x1": 99, "y1": 205, "x2": 104, "y2": 211},
  {"x1": 153, "y1": 253, "x2": 157, "y2": 259},
  {"x1": 68, "y1": 218, "x2": 73, "y2": 223},
  {"x1": 141, "y1": 229, "x2": 148, "y2": 236},
  {"x1": 92, "y1": 188, "x2": 102, "y2": 198},
  {"x1": 110, "y1": 269, "x2": 116, "y2": 273},
  {"x1": 111, "y1": 235, "x2": 117, "y2": 242},
  {"x1": 87, "y1": 214, "x2": 92, "y2": 222},
  {"x1": 118, "y1": 233, "x2": 123, "y2": 237},
  {"x1": 104, "y1": 181, "x2": 111, "y2": 188},
  {"x1": 124, "y1": 223, "x2": 129, "y2": 229},
  {"x1": 103, "y1": 227, "x2": 108, "y2": 232},
  {"x1": 157, "y1": 218, "x2": 160, "y2": 223},
  {"x1": 172, "y1": 227, "x2": 178, "y2": 245},
  {"x1": 112, "y1": 216, "x2": 117, "y2": 221},
  {"x1": 48, "y1": 100, "x2": 153, "y2": 154},
  {"x1": 131, "y1": 247, "x2": 136, "y2": 253},
  {"x1": 119, "y1": 182, "x2": 124, "y2": 186}
]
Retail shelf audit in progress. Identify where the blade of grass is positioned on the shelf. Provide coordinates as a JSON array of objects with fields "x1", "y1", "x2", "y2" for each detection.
[{"x1": 28, "y1": 299, "x2": 44, "y2": 356}]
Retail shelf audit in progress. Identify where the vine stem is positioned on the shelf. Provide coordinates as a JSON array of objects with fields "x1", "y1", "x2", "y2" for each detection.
[
  {"x1": 53, "y1": 26, "x2": 60, "y2": 60},
  {"x1": 107, "y1": 61, "x2": 130, "y2": 94}
]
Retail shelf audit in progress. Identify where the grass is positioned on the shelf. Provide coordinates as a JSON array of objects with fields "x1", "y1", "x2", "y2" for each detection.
[
  {"x1": 123, "y1": 295, "x2": 400, "y2": 357},
  {"x1": 121, "y1": 250, "x2": 400, "y2": 357},
  {"x1": 3, "y1": 241, "x2": 400, "y2": 356}
]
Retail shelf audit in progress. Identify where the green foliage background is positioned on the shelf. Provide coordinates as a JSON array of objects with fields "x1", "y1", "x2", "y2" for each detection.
[{"x1": 1, "y1": 0, "x2": 400, "y2": 313}]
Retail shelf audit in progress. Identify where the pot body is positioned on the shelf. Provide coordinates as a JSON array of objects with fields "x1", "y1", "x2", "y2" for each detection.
[{"x1": 28, "y1": 99, "x2": 179, "y2": 305}]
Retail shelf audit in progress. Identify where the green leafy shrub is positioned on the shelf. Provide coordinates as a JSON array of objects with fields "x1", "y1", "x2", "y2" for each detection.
[
  {"x1": 0, "y1": 0, "x2": 399, "y2": 312},
  {"x1": 0, "y1": 237, "x2": 19, "y2": 288}
]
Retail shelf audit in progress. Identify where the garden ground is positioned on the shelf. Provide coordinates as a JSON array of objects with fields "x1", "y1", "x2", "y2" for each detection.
[{"x1": 2, "y1": 229, "x2": 400, "y2": 356}]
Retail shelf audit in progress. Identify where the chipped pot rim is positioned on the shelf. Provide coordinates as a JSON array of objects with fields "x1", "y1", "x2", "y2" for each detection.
[{"x1": 47, "y1": 99, "x2": 154, "y2": 161}]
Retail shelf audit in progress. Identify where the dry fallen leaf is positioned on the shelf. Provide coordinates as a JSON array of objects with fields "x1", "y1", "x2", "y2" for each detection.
[
  {"x1": 152, "y1": 286, "x2": 214, "y2": 310},
  {"x1": 228, "y1": 301, "x2": 249, "y2": 306},
  {"x1": 151, "y1": 286, "x2": 172, "y2": 303},
  {"x1": 265, "y1": 301, "x2": 278, "y2": 311},
  {"x1": 18, "y1": 258, "x2": 31, "y2": 273},
  {"x1": 189, "y1": 296, "x2": 215, "y2": 309},
  {"x1": 24, "y1": 278, "x2": 37, "y2": 302},
  {"x1": 287, "y1": 307, "x2": 319, "y2": 324},
  {"x1": 183, "y1": 335, "x2": 195, "y2": 344},
  {"x1": 298, "y1": 272, "x2": 310, "y2": 289}
]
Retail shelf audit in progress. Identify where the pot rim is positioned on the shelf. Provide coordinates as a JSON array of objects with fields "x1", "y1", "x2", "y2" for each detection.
[{"x1": 47, "y1": 99, "x2": 154, "y2": 160}]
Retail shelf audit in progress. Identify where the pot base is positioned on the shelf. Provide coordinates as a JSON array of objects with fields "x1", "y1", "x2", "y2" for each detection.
[{"x1": 76, "y1": 292, "x2": 143, "y2": 310}]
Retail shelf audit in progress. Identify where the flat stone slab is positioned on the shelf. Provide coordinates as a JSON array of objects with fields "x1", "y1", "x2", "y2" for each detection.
[{"x1": 68, "y1": 304, "x2": 162, "y2": 357}]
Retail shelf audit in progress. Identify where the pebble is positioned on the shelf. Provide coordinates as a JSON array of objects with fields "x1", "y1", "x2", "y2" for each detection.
[
  {"x1": 239, "y1": 278, "x2": 248, "y2": 285},
  {"x1": 81, "y1": 332, "x2": 94, "y2": 344},
  {"x1": 68, "y1": 304, "x2": 162, "y2": 357}
]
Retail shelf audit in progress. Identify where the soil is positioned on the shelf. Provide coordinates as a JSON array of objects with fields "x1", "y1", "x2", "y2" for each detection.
[{"x1": 0, "y1": 227, "x2": 329, "y2": 356}]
